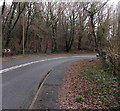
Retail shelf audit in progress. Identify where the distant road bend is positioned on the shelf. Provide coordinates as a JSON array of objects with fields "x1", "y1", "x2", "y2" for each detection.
[{"x1": 2, "y1": 54, "x2": 95, "y2": 109}]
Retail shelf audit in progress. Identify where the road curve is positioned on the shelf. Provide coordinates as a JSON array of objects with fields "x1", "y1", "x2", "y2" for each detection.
[{"x1": 2, "y1": 54, "x2": 95, "y2": 109}]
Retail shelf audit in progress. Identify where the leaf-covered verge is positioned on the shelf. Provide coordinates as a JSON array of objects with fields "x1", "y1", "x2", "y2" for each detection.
[{"x1": 58, "y1": 58, "x2": 119, "y2": 110}]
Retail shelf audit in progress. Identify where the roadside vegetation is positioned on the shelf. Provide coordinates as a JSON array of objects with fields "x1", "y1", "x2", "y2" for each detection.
[{"x1": 58, "y1": 58, "x2": 119, "y2": 109}]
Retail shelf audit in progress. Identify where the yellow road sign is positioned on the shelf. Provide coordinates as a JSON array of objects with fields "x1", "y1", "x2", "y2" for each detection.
[{"x1": 2, "y1": 49, "x2": 11, "y2": 53}]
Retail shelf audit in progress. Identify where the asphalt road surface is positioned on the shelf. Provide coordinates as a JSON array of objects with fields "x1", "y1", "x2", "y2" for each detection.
[{"x1": 2, "y1": 54, "x2": 95, "y2": 109}]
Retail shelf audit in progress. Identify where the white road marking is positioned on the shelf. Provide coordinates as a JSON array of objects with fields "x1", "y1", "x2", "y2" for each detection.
[
  {"x1": 0, "y1": 57, "x2": 68, "y2": 74},
  {"x1": 71, "y1": 55, "x2": 89, "y2": 58},
  {"x1": 1, "y1": 57, "x2": 71, "y2": 74},
  {"x1": 0, "y1": 55, "x2": 95, "y2": 74}
]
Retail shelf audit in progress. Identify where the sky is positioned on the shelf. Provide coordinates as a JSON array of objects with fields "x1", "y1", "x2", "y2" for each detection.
[{"x1": 0, "y1": 0, "x2": 120, "y2": 6}]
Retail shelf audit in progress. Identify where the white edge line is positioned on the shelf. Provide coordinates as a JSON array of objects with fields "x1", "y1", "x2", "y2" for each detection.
[
  {"x1": 0, "y1": 55, "x2": 95, "y2": 74},
  {"x1": 0, "y1": 57, "x2": 67, "y2": 74}
]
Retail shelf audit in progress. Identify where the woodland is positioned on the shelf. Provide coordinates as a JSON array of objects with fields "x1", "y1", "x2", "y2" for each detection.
[{"x1": 1, "y1": 0, "x2": 120, "y2": 107}]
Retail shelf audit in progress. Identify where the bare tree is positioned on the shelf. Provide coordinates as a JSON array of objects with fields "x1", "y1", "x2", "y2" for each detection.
[{"x1": 3, "y1": 2, "x2": 26, "y2": 48}]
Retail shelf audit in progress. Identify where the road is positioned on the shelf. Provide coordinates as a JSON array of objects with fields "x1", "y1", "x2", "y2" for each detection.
[{"x1": 2, "y1": 54, "x2": 95, "y2": 109}]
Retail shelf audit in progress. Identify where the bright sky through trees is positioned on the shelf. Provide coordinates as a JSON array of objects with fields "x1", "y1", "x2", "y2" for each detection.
[{"x1": 0, "y1": 0, "x2": 120, "y2": 6}]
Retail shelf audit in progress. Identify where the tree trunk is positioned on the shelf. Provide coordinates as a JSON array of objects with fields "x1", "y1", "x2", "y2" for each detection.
[
  {"x1": 78, "y1": 34, "x2": 82, "y2": 50},
  {"x1": 24, "y1": 3, "x2": 32, "y2": 49},
  {"x1": 90, "y1": 14, "x2": 98, "y2": 52},
  {"x1": 5, "y1": 3, "x2": 25, "y2": 48}
]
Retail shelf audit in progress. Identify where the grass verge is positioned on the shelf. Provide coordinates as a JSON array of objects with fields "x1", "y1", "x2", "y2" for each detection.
[
  {"x1": 82, "y1": 59, "x2": 119, "y2": 109},
  {"x1": 58, "y1": 58, "x2": 119, "y2": 109}
]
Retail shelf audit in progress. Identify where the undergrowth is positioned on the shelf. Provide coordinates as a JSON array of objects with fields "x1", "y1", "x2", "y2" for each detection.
[{"x1": 81, "y1": 59, "x2": 119, "y2": 109}]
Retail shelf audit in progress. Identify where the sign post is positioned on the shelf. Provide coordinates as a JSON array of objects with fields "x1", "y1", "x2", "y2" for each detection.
[{"x1": 23, "y1": 10, "x2": 25, "y2": 55}]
